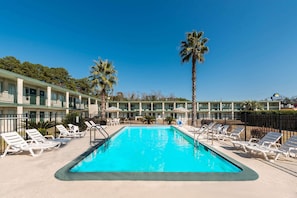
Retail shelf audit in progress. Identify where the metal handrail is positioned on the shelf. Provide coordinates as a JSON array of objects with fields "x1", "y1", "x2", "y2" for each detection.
[
  {"x1": 89, "y1": 125, "x2": 109, "y2": 146},
  {"x1": 96, "y1": 125, "x2": 110, "y2": 139}
]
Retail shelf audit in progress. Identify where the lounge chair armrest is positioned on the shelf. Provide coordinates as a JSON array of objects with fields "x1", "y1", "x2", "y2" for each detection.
[
  {"x1": 230, "y1": 133, "x2": 239, "y2": 137},
  {"x1": 262, "y1": 141, "x2": 277, "y2": 148},
  {"x1": 225, "y1": 132, "x2": 231, "y2": 136},
  {"x1": 248, "y1": 138, "x2": 259, "y2": 143},
  {"x1": 275, "y1": 143, "x2": 282, "y2": 148},
  {"x1": 26, "y1": 139, "x2": 35, "y2": 144},
  {"x1": 289, "y1": 147, "x2": 297, "y2": 152},
  {"x1": 44, "y1": 135, "x2": 55, "y2": 139}
]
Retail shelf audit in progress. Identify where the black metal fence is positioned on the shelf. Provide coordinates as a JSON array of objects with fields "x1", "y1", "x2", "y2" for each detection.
[
  {"x1": 0, "y1": 113, "x2": 71, "y2": 154},
  {"x1": 240, "y1": 112, "x2": 297, "y2": 142},
  {"x1": 1, "y1": 112, "x2": 297, "y2": 155}
]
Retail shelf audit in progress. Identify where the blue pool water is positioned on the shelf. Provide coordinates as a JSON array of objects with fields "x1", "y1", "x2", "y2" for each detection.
[{"x1": 70, "y1": 126, "x2": 241, "y2": 173}]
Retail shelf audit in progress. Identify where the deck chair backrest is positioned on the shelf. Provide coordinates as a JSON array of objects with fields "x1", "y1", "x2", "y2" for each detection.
[
  {"x1": 221, "y1": 125, "x2": 229, "y2": 134},
  {"x1": 26, "y1": 129, "x2": 45, "y2": 142},
  {"x1": 281, "y1": 135, "x2": 297, "y2": 151},
  {"x1": 85, "y1": 121, "x2": 92, "y2": 128},
  {"x1": 68, "y1": 124, "x2": 79, "y2": 132},
  {"x1": 56, "y1": 125, "x2": 69, "y2": 135},
  {"x1": 232, "y1": 126, "x2": 244, "y2": 134},
  {"x1": 211, "y1": 123, "x2": 222, "y2": 133},
  {"x1": 258, "y1": 132, "x2": 282, "y2": 145},
  {"x1": 89, "y1": 120, "x2": 97, "y2": 126},
  {"x1": 207, "y1": 122, "x2": 216, "y2": 130},
  {"x1": 1, "y1": 132, "x2": 28, "y2": 148}
]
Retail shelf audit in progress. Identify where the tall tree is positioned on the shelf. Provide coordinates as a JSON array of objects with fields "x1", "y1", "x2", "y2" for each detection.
[
  {"x1": 241, "y1": 101, "x2": 263, "y2": 111},
  {"x1": 75, "y1": 78, "x2": 92, "y2": 95},
  {"x1": 89, "y1": 58, "x2": 117, "y2": 120},
  {"x1": 180, "y1": 30, "x2": 209, "y2": 126},
  {"x1": 0, "y1": 56, "x2": 21, "y2": 71}
]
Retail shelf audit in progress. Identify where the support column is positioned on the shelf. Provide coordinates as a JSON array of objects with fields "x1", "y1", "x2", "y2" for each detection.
[
  {"x1": 17, "y1": 78, "x2": 23, "y2": 105},
  {"x1": 208, "y1": 102, "x2": 211, "y2": 119},
  {"x1": 66, "y1": 92, "x2": 69, "y2": 114},
  {"x1": 231, "y1": 102, "x2": 234, "y2": 120},
  {"x1": 47, "y1": 86, "x2": 51, "y2": 107},
  {"x1": 139, "y1": 102, "x2": 142, "y2": 116},
  {"x1": 79, "y1": 95, "x2": 82, "y2": 109}
]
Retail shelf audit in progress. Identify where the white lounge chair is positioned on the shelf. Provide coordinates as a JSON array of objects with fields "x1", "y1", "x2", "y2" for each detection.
[
  {"x1": 84, "y1": 121, "x2": 93, "y2": 132},
  {"x1": 56, "y1": 124, "x2": 85, "y2": 138},
  {"x1": 210, "y1": 123, "x2": 223, "y2": 133},
  {"x1": 232, "y1": 132, "x2": 282, "y2": 152},
  {"x1": 192, "y1": 124, "x2": 209, "y2": 140},
  {"x1": 210, "y1": 124, "x2": 230, "y2": 140},
  {"x1": 219, "y1": 126, "x2": 244, "y2": 141},
  {"x1": 68, "y1": 124, "x2": 80, "y2": 133},
  {"x1": 113, "y1": 118, "x2": 120, "y2": 125},
  {"x1": 186, "y1": 122, "x2": 216, "y2": 133},
  {"x1": 84, "y1": 121, "x2": 100, "y2": 132},
  {"x1": 246, "y1": 135, "x2": 297, "y2": 161},
  {"x1": 89, "y1": 120, "x2": 107, "y2": 129},
  {"x1": 1, "y1": 132, "x2": 45, "y2": 157},
  {"x1": 26, "y1": 128, "x2": 70, "y2": 147},
  {"x1": 207, "y1": 123, "x2": 222, "y2": 139}
]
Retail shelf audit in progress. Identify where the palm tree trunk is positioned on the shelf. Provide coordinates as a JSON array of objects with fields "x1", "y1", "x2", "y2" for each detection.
[
  {"x1": 101, "y1": 91, "x2": 106, "y2": 120},
  {"x1": 192, "y1": 58, "x2": 197, "y2": 127}
]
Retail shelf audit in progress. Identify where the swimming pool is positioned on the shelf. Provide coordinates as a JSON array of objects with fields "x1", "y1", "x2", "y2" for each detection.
[{"x1": 55, "y1": 126, "x2": 258, "y2": 181}]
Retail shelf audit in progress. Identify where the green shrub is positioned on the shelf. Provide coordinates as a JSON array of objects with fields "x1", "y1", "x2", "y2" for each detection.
[
  {"x1": 27, "y1": 120, "x2": 55, "y2": 135},
  {"x1": 165, "y1": 116, "x2": 173, "y2": 124},
  {"x1": 143, "y1": 115, "x2": 155, "y2": 124}
]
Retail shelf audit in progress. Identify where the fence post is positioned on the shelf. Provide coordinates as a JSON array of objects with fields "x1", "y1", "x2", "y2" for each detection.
[
  {"x1": 54, "y1": 112, "x2": 57, "y2": 138},
  {"x1": 279, "y1": 112, "x2": 282, "y2": 144},
  {"x1": 244, "y1": 111, "x2": 247, "y2": 141},
  {"x1": 25, "y1": 113, "x2": 29, "y2": 139}
]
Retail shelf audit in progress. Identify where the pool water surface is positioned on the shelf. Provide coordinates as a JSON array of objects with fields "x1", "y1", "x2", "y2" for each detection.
[
  {"x1": 71, "y1": 126, "x2": 240, "y2": 173},
  {"x1": 55, "y1": 126, "x2": 258, "y2": 181}
]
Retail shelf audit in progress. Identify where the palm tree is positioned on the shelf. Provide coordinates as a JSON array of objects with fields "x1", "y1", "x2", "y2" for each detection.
[
  {"x1": 241, "y1": 100, "x2": 263, "y2": 111},
  {"x1": 179, "y1": 30, "x2": 209, "y2": 126},
  {"x1": 89, "y1": 58, "x2": 117, "y2": 120}
]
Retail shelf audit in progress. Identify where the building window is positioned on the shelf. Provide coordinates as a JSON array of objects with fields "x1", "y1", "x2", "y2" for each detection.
[
  {"x1": 40, "y1": 90, "x2": 45, "y2": 105},
  {"x1": 8, "y1": 83, "x2": 16, "y2": 103},
  {"x1": 51, "y1": 93, "x2": 57, "y2": 101},
  {"x1": 40, "y1": 112, "x2": 45, "y2": 122}
]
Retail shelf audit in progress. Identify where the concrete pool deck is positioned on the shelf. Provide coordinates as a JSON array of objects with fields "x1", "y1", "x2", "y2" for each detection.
[{"x1": 0, "y1": 125, "x2": 296, "y2": 198}]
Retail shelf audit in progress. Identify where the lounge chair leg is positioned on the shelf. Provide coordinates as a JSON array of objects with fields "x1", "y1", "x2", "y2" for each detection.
[
  {"x1": 29, "y1": 148, "x2": 44, "y2": 157},
  {"x1": 263, "y1": 153, "x2": 269, "y2": 161}
]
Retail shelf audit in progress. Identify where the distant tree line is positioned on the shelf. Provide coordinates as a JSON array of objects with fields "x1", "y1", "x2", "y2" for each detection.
[
  {"x1": 0, "y1": 56, "x2": 189, "y2": 101},
  {"x1": 0, "y1": 56, "x2": 92, "y2": 95}
]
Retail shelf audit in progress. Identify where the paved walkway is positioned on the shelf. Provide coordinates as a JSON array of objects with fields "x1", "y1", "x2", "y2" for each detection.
[{"x1": 0, "y1": 125, "x2": 296, "y2": 198}]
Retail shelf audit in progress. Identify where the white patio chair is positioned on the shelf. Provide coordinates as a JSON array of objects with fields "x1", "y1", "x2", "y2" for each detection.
[
  {"x1": 84, "y1": 121, "x2": 93, "y2": 132},
  {"x1": 232, "y1": 132, "x2": 282, "y2": 152},
  {"x1": 207, "y1": 123, "x2": 222, "y2": 139},
  {"x1": 211, "y1": 124, "x2": 229, "y2": 140},
  {"x1": 246, "y1": 135, "x2": 297, "y2": 161},
  {"x1": 219, "y1": 126, "x2": 244, "y2": 141},
  {"x1": 68, "y1": 124, "x2": 80, "y2": 133},
  {"x1": 26, "y1": 128, "x2": 70, "y2": 146},
  {"x1": 1, "y1": 132, "x2": 45, "y2": 157},
  {"x1": 186, "y1": 122, "x2": 216, "y2": 133},
  {"x1": 89, "y1": 120, "x2": 107, "y2": 129},
  {"x1": 56, "y1": 124, "x2": 85, "y2": 138}
]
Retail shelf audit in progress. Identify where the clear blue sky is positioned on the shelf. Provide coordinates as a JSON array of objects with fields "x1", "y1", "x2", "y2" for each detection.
[{"x1": 1, "y1": 0, "x2": 296, "y2": 101}]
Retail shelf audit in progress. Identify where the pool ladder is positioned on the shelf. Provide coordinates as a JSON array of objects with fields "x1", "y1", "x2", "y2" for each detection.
[{"x1": 89, "y1": 125, "x2": 110, "y2": 146}]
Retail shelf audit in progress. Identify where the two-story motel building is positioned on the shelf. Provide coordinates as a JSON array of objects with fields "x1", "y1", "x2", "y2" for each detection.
[{"x1": 0, "y1": 68, "x2": 281, "y2": 127}]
